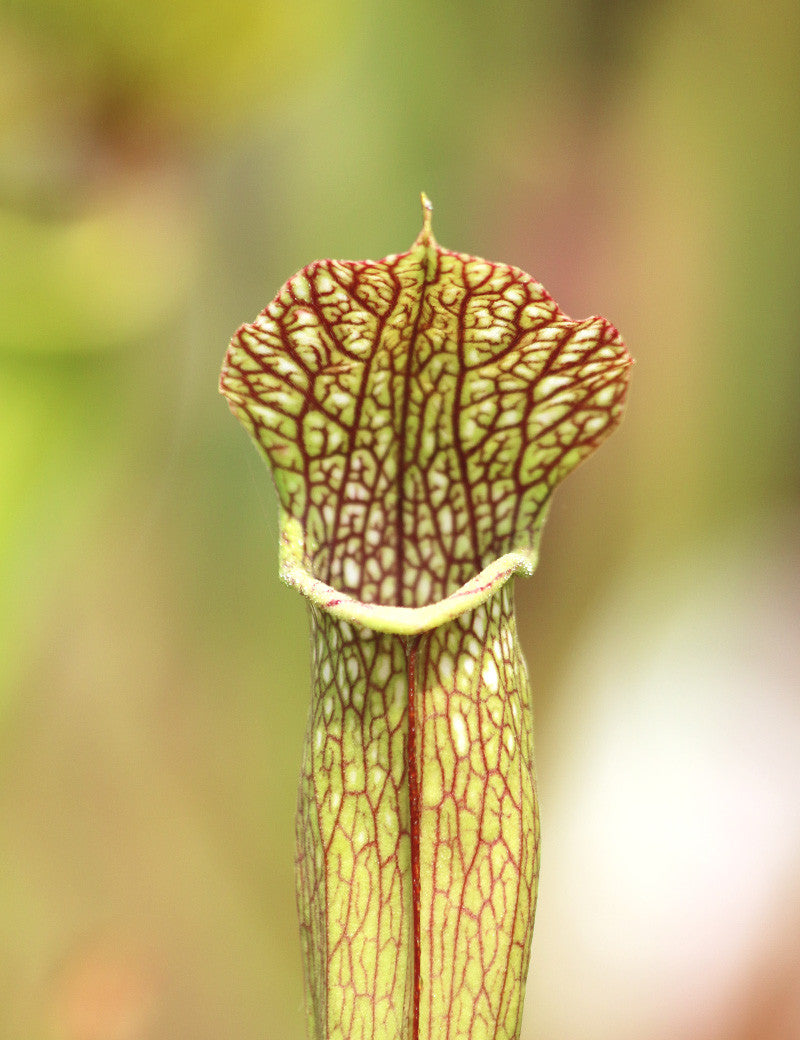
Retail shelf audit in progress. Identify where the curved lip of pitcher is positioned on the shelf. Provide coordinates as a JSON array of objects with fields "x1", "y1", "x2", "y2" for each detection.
[{"x1": 279, "y1": 514, "x2": 537, "y2": 636}]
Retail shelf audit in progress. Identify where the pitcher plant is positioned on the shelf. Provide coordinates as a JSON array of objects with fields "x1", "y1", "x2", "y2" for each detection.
[{"x1": 220, "y1": 195, "x2": 632, "y2": 1040}]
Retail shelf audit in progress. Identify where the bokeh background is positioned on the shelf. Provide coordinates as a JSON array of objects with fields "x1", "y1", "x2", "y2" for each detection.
[{"x1": 2, "y1": 1, "x2": 799, "y2": 1038}]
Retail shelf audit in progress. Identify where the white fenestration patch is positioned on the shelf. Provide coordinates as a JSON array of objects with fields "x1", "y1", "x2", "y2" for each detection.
[
  {"x1": 416, "y1": 570, "x2": 432, "y2": 605},
  {"x1": 343, "y1": 557, "x2": 361, "y2": 589},
  {"x1": 439, "y1": 652, "x2": 454, "y2": 684},
  {"x1": 451, "y1": 712, "x2": 469, "y2": 757},
  {"x1": 374, "y1": 654, "x2": 391, "y2": 686},
  {"x1": 482, "y1": 657, "x2": 499, "y2": 691},
  {"x1": 391, "y1": 674, "x2": 405, "y2": 709}
]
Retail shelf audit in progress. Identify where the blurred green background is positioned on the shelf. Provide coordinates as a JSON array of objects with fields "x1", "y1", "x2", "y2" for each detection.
[{"x1": 1, "y1": 1, "x2": 799, "y2": 1038}]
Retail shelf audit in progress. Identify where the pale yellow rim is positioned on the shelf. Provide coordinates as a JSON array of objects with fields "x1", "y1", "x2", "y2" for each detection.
[{"x1": 279, "y1": 514, "x2": 538, "y2": 636}]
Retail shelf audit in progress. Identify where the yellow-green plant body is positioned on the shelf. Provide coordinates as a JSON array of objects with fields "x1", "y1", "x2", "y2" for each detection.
[{"x1": 220, "y1": 196, "x2": 631, "y2": 1040}]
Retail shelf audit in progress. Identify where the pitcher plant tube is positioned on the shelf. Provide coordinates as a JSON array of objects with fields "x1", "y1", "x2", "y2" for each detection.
[{"x1": 220, "y1": 195, "x2": 632, "y2": 1040}]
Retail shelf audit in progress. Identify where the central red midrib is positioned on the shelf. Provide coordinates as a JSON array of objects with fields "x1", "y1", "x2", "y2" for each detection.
[
  {"x1": 395, "y1": 249, "x2": 436, "y2": 608},
  {"x1": 406, "y1": 637, "x2": 421, "y2": 1040}
]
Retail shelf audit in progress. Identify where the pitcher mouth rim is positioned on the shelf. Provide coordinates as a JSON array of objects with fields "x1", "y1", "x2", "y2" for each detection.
[{"x1": 279, "y1": 513, "x2": 538, "y2": 636}]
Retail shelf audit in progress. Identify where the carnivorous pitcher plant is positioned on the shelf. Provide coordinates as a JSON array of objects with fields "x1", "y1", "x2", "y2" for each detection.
[{"x1": 220, "y1": 196, "x2": 631, "y2": 1040}]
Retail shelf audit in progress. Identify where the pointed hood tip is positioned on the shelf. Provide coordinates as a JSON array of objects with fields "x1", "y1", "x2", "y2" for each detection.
[{"x1": 417, "y1": 192, "x2": 435, "y2": 247}]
